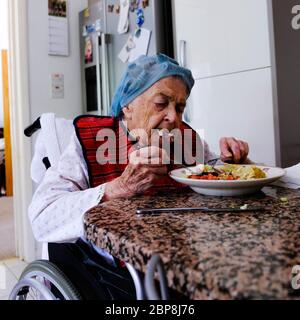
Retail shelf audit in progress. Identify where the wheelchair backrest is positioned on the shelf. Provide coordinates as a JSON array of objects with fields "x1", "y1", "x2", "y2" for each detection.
[{"x1": 25, "y1": 113, "x2": 74, "y2": 185}]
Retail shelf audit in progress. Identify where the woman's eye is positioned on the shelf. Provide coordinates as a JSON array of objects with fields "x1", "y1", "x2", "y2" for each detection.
[
  {"x1": 177, "y1": 107, "x2": 185, "y2": 114},
  {"x1": 155, "y1": 102, "x2": 168, "y2": 109}
]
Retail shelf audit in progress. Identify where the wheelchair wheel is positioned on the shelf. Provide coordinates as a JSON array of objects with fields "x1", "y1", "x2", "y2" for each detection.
[{"x1": 9, "y1": 260, "x2": 82, "y2": 300}]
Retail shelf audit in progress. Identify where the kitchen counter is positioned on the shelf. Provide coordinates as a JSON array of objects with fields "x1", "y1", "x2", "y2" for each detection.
[{"x1": 84, "y1": 186, "x2": 300, "y2": 299}]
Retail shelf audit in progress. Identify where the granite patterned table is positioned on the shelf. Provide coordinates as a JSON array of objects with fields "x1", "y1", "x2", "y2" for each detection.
[{"x1": 83, "y1": 186, "x2": 300, "y2": 300}]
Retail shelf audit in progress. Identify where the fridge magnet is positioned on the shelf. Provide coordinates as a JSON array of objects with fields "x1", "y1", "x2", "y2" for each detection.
[
  {"x1": 130, "y1": 0, "x2": 139, "y2": 12},
  {"x1": 118, "y1": 0, "x2": 130, "y2": 34},
  {"x1": 142, "y1": 0, "x2": 149, "y2": 9},
  {"x1": 108, "y1": 4, "x2": 114, "y2": 13},
  {"x1": 85, "y1": 37, "x2": 93, "y2": 64},
  {"x1": 115, "y1": 4, "x2": 121, "y2": 14},
  {"x1": 95, "y1": 19, "x2": 102, "y2": 31},
  {"x1": 135, "y1": 7, "x2": 145, "y2": 38},
  {"x1": 83, "y1": 8, "x2": 90, "y2": 18},
  {"x1": 48, "y1": 0, "x2": 69, "y2": 56},
  {"x1": 82, "y1": 26, "x2": 88, "y2": 37},
  {"x1": 86, "y1": 24, "x2": 96, "y2": 34}
]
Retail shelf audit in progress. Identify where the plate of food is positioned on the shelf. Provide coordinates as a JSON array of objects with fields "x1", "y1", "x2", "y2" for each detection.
[{"x1": 169, "y1": 164, "x2": 286, "y2": 196}]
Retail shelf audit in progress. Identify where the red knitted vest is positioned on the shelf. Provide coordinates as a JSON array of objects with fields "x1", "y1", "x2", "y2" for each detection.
[{"x1": 74, "y1": 116, "x2": 200, "y2": 192}]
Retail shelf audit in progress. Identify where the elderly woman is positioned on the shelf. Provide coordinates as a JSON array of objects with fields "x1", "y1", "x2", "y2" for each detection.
[
  {"x1": 29, "y1": 54, "x2": 249, "y2": 299},
  {"x1": 29, "y1": 54, "x2": 249, "y2": 244}
]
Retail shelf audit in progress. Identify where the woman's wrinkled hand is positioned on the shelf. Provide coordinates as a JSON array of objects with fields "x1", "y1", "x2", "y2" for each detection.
[
  {"x1": 219, "y1": 137, "x2": 249, "y2": 164},
  {"x1": 103, "y1": 146, "x2": 169, "y2": 201}
]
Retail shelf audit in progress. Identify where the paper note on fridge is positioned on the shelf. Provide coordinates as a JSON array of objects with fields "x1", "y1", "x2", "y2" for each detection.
[
  {"x1": 118, "y1": 35, "x2": 135, "y2": 63},
  {"x1": 128, "y1": 28, "x2": 152, "y2": 62},
  {"x1": 117, "y1": 0, "x2": 130, "y2": 34}
]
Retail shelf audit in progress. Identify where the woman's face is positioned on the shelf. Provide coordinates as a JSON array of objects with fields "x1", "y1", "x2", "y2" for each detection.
[{"x1": 123, "y1": 77, "x2": 188, "y2": 144}]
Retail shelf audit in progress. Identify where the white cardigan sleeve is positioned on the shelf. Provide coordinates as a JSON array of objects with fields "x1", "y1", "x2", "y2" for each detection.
[{"x1": 28, "y1": 132, "x2": 106, "y2": 243}]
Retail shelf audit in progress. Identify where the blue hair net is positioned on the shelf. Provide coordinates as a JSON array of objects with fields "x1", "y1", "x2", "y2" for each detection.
[{"x1": 110, "y1": 54, "x2": 195, "y2": 117}]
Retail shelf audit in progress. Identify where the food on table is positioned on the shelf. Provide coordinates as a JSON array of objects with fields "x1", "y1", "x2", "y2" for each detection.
[{"x1": 187, "y1": 164, "x2": 267, "y2": 181}]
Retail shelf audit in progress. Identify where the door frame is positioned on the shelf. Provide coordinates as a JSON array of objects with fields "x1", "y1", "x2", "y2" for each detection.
[
  {"x1": 1, "y1": 50, "x2": 13, "y2": 197},
  {"x1": 7, "y1": 0, "x2": 36, "y2": 262}
]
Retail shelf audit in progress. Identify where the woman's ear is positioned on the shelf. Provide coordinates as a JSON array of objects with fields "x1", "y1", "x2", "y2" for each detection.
[{"x1": 122, "y1": 105, "x2": 132, "y2": 120}]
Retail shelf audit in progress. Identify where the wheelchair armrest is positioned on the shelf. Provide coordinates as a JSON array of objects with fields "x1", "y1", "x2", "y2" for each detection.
[{"x1": 144, "y1": 254, "x2": 170, "y2": 300}]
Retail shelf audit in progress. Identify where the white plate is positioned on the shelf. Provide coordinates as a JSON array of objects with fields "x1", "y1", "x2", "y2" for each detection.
[{"x1": 169, "y1": 165, "x2": 286, "y2": 196}]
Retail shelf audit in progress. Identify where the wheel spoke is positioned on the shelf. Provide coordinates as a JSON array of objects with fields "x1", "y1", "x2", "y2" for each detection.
[{"x1": 30, "y1": 287, "x2": 39, "y2": 300}]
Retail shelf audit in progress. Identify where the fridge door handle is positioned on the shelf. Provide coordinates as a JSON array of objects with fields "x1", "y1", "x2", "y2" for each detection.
[
  {"x1": 179, "y1": 40, "x2": 191, "y2": 123},
  {"x1": 95, "y1": 34, "x2": 103, "y2": 114},
  {"x1": 179, "y1": 40, "x2": 187, "y2": 68},
  {"x1": 100, "y1": 32, "x2": 111, "y2": 116}
]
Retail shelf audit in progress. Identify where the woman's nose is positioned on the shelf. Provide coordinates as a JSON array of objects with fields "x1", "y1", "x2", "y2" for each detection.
[{"x1": 164, "y1": 107, "x2": 178, "y2": 123}]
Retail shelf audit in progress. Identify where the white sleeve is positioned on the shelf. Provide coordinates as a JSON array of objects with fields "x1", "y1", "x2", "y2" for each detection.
[
  {"x1": 203, "y1": 140, "x2": 219, "y2": 163},
  {"x1": 28, "y1": 132, "x2": 106, "y2": 243}
]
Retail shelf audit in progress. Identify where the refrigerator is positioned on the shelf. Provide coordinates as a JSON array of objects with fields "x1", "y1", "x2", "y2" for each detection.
[
  {"x1": 173, "y1": 0, "x2": 277, "y2": 166},
  {"x1": 79, "y1": 0, "x2": 174, "y2": 116}
]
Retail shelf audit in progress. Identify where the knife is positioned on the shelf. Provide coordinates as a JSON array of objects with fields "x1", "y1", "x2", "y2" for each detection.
[{"x1": 136, "y1": 206, "x2": 266, "y2": 215}]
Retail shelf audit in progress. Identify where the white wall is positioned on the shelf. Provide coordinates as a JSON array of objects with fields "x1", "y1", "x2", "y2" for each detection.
[
  {"x1": 26, "y1": 0, "x2": 87, "y2": 259},
  {"x1": 28, "y1": 0, "x2": 88, "y2": 122},
  {"x1": 0, "y1": 0, "x2": 8, "y2": 128},
  {"x1": 0, "y1": 0, "x2": 8, "y2": 49}
]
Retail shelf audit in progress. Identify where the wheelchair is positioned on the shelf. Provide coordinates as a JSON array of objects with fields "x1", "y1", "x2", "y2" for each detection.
[
  {"x1": 9, "y1": 240, "x2": 143, "y2": 300},
  {"x1": 9, "y1": 114, "x2": 170, "y2": 301}
]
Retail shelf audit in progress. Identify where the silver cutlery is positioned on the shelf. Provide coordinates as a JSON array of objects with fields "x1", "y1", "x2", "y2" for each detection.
[
  {"x1": 206, "y1": 158, "x2": 220, "y2": 166},
  {"x1": 136, "y1": 206, "x2": 266, "y2": 215},
  {"x1": 206, "y1": 158, "x2": 223, "y2": 175}
]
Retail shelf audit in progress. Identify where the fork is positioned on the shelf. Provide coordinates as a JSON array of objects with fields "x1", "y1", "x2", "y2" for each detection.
[
  {"x1": 207, "y1": 158, "x2": 220, "y2": 166},
  {"x1": 206, "y1": 158, "x2": 223, "y2": 175}
]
